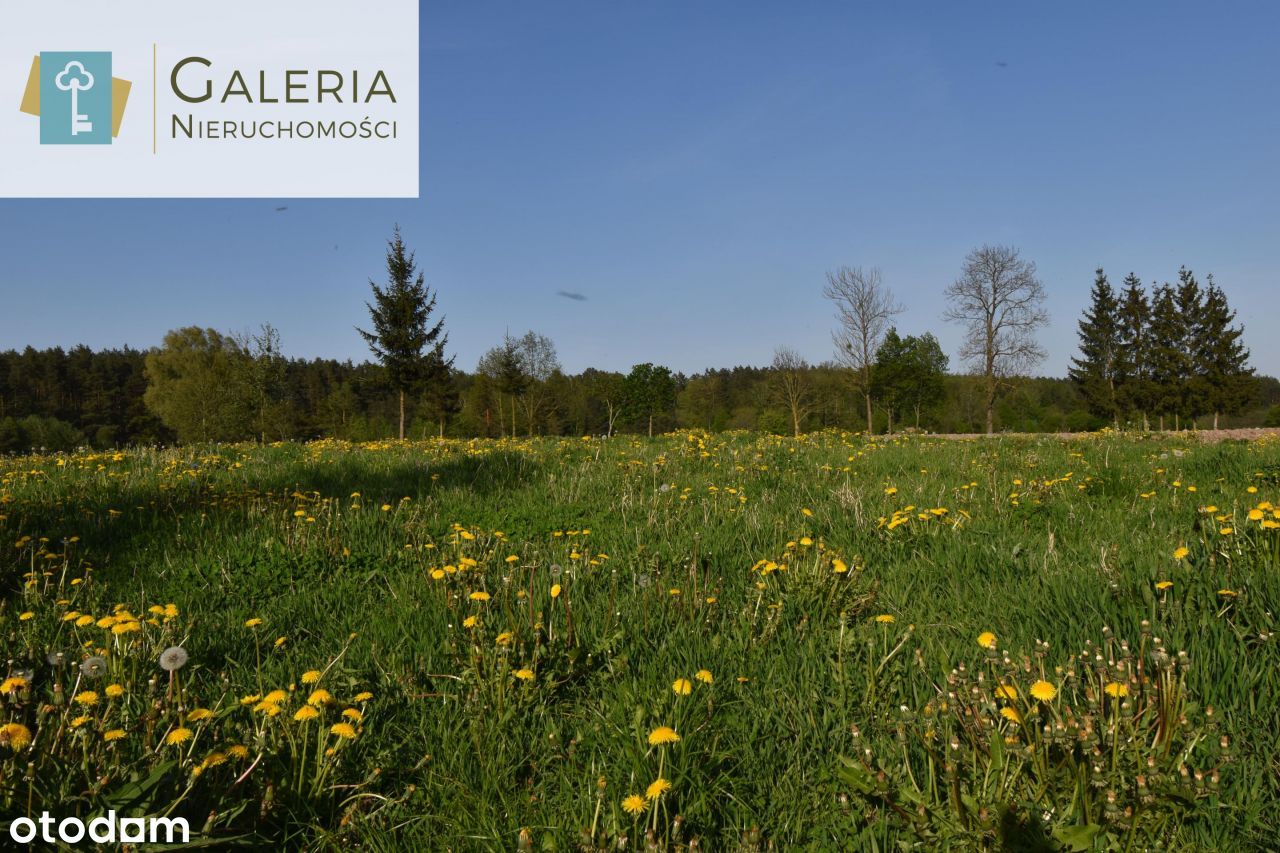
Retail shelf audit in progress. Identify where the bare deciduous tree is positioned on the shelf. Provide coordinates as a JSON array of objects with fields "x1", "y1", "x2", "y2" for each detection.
[
  {"x1": 770, "y1": 346, "x2": 813, "y2": 437},
  {"x1": 943, "y1": 244, "x2": 1048, "y2": 434},
  {"x1": 824, "y1": 266, "x2": 903, "y2": 435}
]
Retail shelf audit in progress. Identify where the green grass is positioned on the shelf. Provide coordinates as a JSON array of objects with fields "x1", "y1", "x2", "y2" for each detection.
[{"x1": 2, "y1": 430, "x2": 1278, "y2": 850}]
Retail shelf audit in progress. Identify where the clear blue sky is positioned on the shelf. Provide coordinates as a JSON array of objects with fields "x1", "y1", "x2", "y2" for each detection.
[{"x1": 2, "y1": 2, "x2": 1277, "y2": 377}]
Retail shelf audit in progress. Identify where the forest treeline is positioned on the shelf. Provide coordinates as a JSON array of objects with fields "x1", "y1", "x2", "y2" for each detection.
[
  {"x1": 1, "y1": 343, "x2": 1276, "y2": 453},
  {"x1": 1, "y1": 232, "x2": 1275, "y2": 452}
]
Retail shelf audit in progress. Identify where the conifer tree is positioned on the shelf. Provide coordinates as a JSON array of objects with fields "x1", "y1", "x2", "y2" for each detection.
[
  {"x1": 1147, "y1": 284, "x2": 1187, "y2": 431},
  {"x1": 1117, "y1": 274, "x2": 1152, "y2": 429},
  {"x1": 1068, "y1": 268, "x2": 1124, "y2": 425},
  {"x1": 1194, "y1": 275, "x2": 1254, "y2": 429},
  {"x1": 1174, "y1": 267, "x2": 1205, "y2": 426},
  {"x1": 357, "y1": 226, "x2": 451, "y2": 440}
]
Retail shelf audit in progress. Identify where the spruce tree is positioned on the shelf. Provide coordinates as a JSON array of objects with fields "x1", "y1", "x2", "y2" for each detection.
[
  {"x1": 357, "y1": 226, "x2": 452, "y2": 440},
  {"x1": 1147, "y1": 284, "x2": 1187, "y2": 431},
  {"x1": 1194, "y1": 275, "x2": 1254, "y2": 429},
  {"x1": 1174, "y1": 267, "x2": 1205, "y2": 426},
  {"x1": 1117, "y1": 274, "x2": 1152, "y2": 429},
  {"x1": 1068, "y1": 268, "x2": 1124, "y2": 425}
]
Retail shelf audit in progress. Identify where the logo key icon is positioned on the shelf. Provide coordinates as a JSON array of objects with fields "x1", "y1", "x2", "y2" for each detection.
[
  {"x1": 36, "y1": 52, "x2": 113, "y2": 145},
  {"x1": 55, "y1": 60, "x2": 95, "y2": 136}
]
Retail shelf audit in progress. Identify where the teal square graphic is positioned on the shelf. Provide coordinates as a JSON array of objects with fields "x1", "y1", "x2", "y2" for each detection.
[{"x1": 39, "y1": 51, "x2": 112, "y2": 145}]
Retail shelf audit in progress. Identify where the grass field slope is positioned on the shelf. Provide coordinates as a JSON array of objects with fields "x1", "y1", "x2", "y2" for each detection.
[{"x1": 3, "y1": 430, "x2": 1279, "y2": 850}]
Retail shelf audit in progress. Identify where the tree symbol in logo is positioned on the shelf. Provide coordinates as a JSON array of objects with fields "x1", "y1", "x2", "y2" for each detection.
[{"x1": 55, "y1": 60, "x2": 95, "y2": 136}]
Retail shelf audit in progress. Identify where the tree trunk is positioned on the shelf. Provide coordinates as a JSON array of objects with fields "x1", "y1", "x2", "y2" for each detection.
[
  {"x1": 864, "y1": 392, "x2": 874, "y2": 436},
  {"x1": 648, "y1": 413, "x2": 654, "y2": 438},
  {"x1": 439, "y1": 418, "x2": 445, "y2": 438},
  {"x1": 511, "y1": 397, "x2": 517, "y2": 439},
  {"x1": 1142, "y1": 411, "x2": 1148, "y2": 432},
  {"x1": 398, "y1": 390, "x2": 405, "y2": 440},
  {"x1": 1213, "y1": 411, "x2": 1220, "y2": 430}
]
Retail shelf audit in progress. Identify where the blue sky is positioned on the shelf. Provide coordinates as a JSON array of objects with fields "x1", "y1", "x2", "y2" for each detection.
[{"x1": 2, "y1": 1, "x2": 1277, "y2": 377}]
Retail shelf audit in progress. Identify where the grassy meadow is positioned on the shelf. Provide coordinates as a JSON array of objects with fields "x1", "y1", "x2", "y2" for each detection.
[{"x1": 2, "y1": 430, "x2": 1279, "y2": 850}]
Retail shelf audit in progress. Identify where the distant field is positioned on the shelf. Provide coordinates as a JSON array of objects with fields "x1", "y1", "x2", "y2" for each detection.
[{"x1": 2, "y1": 431, "x2": 1278, "y2": 850}]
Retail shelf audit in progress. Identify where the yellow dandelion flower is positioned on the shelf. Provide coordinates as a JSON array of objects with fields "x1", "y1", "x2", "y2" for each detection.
[
  {"x1": 70, "y1": 715, "x2": 92, "y2": 729},
  {"x1": 469, "y1": 591, "x2": 491, "y2": 602},
  {"x1": 103, "y1": 729, "x2": 126, "y2": 742},
  {"x1": 832, "y1": 558, "x2": 848, "y2": 573},
  {"x1": 994, "y1": 684, "x2": 1018, "y2": 701},
  {"x1": 672, "y1": 678, "x2": 692, "y2": 696},
  {"x1": 75, "y1": 615, "x2": 94, "y2": 627},
  {"x1": 645, "y1": 777, "x2": 672, "y2": 800},
  {"x1": 977, "y1": 631, "x2": 997, "y2": 649},
  {"x1": 1155, "y1": 580, "x2": 1173, "y2": 591},
  {"x1": 166, "y1": 727, "x2": 193, "y2": 745},
  {"x1": 1104, "y1": 682, "x2": 1128, "y2": 698},
  {"x1": 353, "y1": 691, "x2": 373, "y2": 702},
  {"x1": 227, "y1": 744, "x2": 250, "y2": 759},
  {"x1": 18, "y1": 611, "x2": 34, "y2": 621},
  {"x1": 1173, "y1": 546, "x2": 1189, "y2": 561},
  {"x1": 307, "y1": 689, "x2": 334, "y2": 707},
  {"x1": 293, "y1": 706, "x2": 320, "y2": 722},
  {"x1": 874, "y1": 614, "x2": 895, "y2": 624},
  {"x1": 495, "y1": 632, "x2": 513, "y2": 646},
  {"x1": 622, "y1": 794, "x2": 647, "y2": 815},
  {"x1": 74, "y1": 691, "x2": 99, "y2": 707},
  {"x1": 244, "y1": 618, "x2": 262, "y2": 628},
  {"x1": 514, "y1": 668, "x2": 535, "y2": 681},
  {"x1": 1029, "y1": 680, "x2": 1057, "y2": 702},
  {"x1": 342, "y1": 708, "x2": 364, "y2": 722},
  {"x1": 330, "y1": 722, "x2": 358, "y2": 740},
  {"x1": 695, "y1": 669, "x2": 713, "y2": 684},
  {"x1": 104, "y1": 683, "x2": 124, "y2": 699},
  {"x1": 0, "y1": 677, "x2": 28, "y2": 694},
  {"x1": 462, "y1": 615, "x2": 478, "y2": 629},
  {"x1": 1, "y1": 722, "x2": 34, "y2": 749},
  {"x1": 550, "y1": 584, "x2": 562, "y2": 599},
  {"x1": 240, "y1": 694, "x2": 261, "y2": 706},
  {"x1": 301, "y1": 670, "x2": 322, "y2": 684},
  {"x1": 1000, "y1": 706, "x2": 1023, "y2": 724},
  {"x1": 186, "y1": 708, "x2": 214, "y2": 722},
  {"x1": 648, "y1": 726, "x2": 680, "y2": 745}
]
